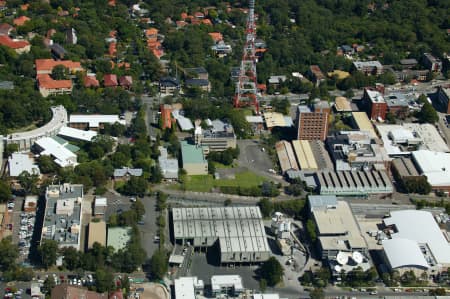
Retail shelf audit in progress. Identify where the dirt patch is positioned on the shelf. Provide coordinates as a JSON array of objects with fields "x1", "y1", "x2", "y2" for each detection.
[{"x1": 134, "y1": 283, "x2": 169, "y2": 299}]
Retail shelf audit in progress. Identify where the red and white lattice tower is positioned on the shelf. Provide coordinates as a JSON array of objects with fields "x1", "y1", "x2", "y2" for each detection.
[{"x1": 233, "y1": 0, "x2": 259, "y2": 114}]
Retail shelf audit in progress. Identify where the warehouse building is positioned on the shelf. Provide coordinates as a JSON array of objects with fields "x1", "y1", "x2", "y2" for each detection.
[
  {"x1": 308, "y1": 197, "x2": 368, "y2": 261},
  {"x1": 181, "y1": 141, "x2": 208, "y2": 175},
  {"x1": 41, "y1": 184, "x2": 83, "y2": 251},
  {"x1": 351, "y1": 112, "x2": 378, "y2": 139},
  {"x1": 275, "y1": 140, "x2": 299, "y2": 173},
  {"x1": 382, "y1": 210, "x2": 450, "y2": 274},
  {"x1": 172, "y1": 207, "x2": 270, "y2": 264},
  {"x1": 87, "y1": 220, "x2": 106, "y2": 249},
  {"x1": 411, "y1": 150, "x2": 450, "y2": 193},
  {"x1": 316, "y1": 170, "x2": 393, "y2": 196},
  {"x1": 174, "y1": 277, "x2": 204, "y2": 299},
  {"x1": 291, "y1": 140, "x2": 318, "y2": 171}
]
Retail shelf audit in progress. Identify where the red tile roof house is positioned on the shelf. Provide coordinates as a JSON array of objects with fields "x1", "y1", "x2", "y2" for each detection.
[
  {"x1": 35, "y1": 59, "x2": 83, "y2": 75},
  {"x1": 0, "y1": 23, "x2": 14, "y2": 36},
  {"x1": 37, "y1": 74, "x2": 72, "y2": 97},
  {"x1": 119, "y1": 75, "x2": 132, "y2": 89},
  {"x1": 13, "y1": 16, "x2": 30, "y2": 26},
  {"x1": 0, "y1": 35, "x2": 30, "y2": 54},
  {"x1": 84, "y1": 75, "x2": 100, "y2": 88},
  {"x1": 104, "y1": 74, "x2": 118, "y2": 87}
]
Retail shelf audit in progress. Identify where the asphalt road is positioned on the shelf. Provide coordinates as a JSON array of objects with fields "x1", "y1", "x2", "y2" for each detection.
[{"x1": 137, "y1": 196, "x2": 160, "y2": 259}]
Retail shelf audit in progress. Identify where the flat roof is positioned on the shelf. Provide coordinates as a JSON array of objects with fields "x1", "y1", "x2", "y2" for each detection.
[
  {"x1": 172, "y1": 110, "x2": 194, "y2": 131},
  {"x1": 58, "y1": 126, "x2": 97, "y2": 142},
  {"x1": 313, "y1": 201, "x2": 366, "y2": 250},
  {"x1": 403, "y1": 123, "x2": 449, "y2": 153},
  {"x1": 412, "y1": 150, "x2": 450, "y2": 186},
  {"x1": 8, "y1": 153, "x2": 40, "y2": 176},
  {"x1": 334, "y1": 97, "x2": 352, "y2": 112},
  {"x1": 69, "y1": 114, "x2": 126, "y2": 127},
  {"x1": 6, "y1": 105, "x2": 67, "y2": 141},
  {"x1": 174, "y1": 277, "x2": 204, "y2": 299},
  {"x1": 211, "y1": 275, "x2": 243, "y2": 292},
  {"x1": 292, "y1": 140, "x2": 318, "y2": 170},
  {"x1": 107, "y1": 227, "x2": 131, "y2": 251},
  {"x1": 88, "y1": 221, "x2": 106, "y2": 248},
  {"x1": 384, "y1": 210, "x2": 450, "y2": 265},
  {"x1": 35, "y1": 137, "x2": 77, "y2": 167},
  {"x1": 181, "y1": 141, "x2": 206, "y2": 164},
  {"x1": 308, "y1": 195, "x2": 337, "y2": 212},
  {"x1": 352, "y1": 112, "x2": 377, "y2": 139}
]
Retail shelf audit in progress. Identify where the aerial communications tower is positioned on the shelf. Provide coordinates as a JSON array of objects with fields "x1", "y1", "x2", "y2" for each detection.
[{"x1": 234, "y1": 0, "x2": 259, "y2": 114}]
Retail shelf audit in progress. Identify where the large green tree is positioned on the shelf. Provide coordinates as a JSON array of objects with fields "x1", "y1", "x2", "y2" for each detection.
[
  {"x1": 0, "y1": 237, "x2": 19, "y2": 271},
  {"x1": 259, "y1": 257, "x2": 284, "y2": 286},
  {"x1": 38, "y1": 239, "x2": 58, "y2": 270},
  {"x1": 148, "y1": 249, "x2": 168, "y2": 280},
  {"x1": 0, "y1": 180, "x2": 12, "y2": 203}
]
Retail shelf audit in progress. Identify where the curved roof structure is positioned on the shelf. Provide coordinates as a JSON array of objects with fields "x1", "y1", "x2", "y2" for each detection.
[
  {"x1": 382, "y1": 238, "x2": 429, "y2": 269},
  {"x1": 383, "y1": 210, "x2": 450, "y2": 266}
]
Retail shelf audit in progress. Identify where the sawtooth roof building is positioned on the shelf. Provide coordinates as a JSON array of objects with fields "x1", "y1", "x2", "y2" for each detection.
[{"x1": 172, "y1": 207, "x2": 270, "y2": 264}]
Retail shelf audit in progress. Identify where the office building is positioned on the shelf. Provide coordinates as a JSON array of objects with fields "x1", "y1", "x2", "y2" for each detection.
[
  {"x1": 326, "y1": 131, "x2": 390, "y2": 171},
  {"x1": 34, "y1": 136, "x2": 78, "y2": 168},
  {"x1": 41, "y1": 184, "x2": 83, "y2": 250},
  {"x1": 194, "y1": 119, "x2": 236, "y2": 151},
  {"x1": 422, "y1": 53, "x2": 442, "y2": 73},
  {"x1": 8, "y1": 152, "x2": 40, "y2": 177},
  {"x1": 435, "y1": 86, "x2": 450, "y2": 114},
  {"x1": 308, "y1": 197, "x2": 368, "y2": 261},
  {"x1": 211, "y1": 275, "x2": 244, "y2": 296},
  {"x1": 5, "y1": 105, "x2": 67, "y2": 151},
  {"x1": 174, "y1": 277, "x2": 204, "y2": 299},
  {"x1": 172, "y1": 207, "x2": 271, "y2": 264},
  {"x1": 296, "y1": 100, "x2": 330, "y2": 141},
  {"x1": 69, "y1": 114, "x2": 125, "y2": 131},
  {"x1": 362, "y1": 88, "x2": 387, "y2": 121},
  {"x1": 58, "y1": 126, "x2": 97, "y2": 142}
]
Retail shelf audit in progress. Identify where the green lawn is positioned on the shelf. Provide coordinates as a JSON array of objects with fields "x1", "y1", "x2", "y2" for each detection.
[{"x1": 182, "y1": 171, "x2": 266, "y2": 192}]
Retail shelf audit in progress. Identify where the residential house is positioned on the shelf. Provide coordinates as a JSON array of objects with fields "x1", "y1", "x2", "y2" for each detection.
[
  {"x1": 159, "y1": 77, "x2": 180, "y2": 95},
  {"x1": 50, "y1": 43, "x2": 66, "y2": 59},
  {"x1": 308, "y1": 65, "x2": 326, "y2": 86},
  {"x1": 13, "y1": 16, "x2": 30, "y2": 26},
  {"x1": 108, "y1": 42, "x2": 117, "y2": 57},
  {"x1": 399, "y1": 58, "x2": 418, "y2": 69},
  {"x1": 35, "y1": 59, "x2": 83, "y2": 75},
  {"x1": 119, "y1": 76, "x2": 132, "y2": 89},
  {"x1": 0, "y1": 35, "x2": 30, "y2": 54},
  {"x1": 211, "y1": 41, "x2": 232, "y2": 57},
  {"x1": 160, "y1": 104, "x2": 174, "y2": 129},
  {"x1": 0, "y1": 23, "x2": 14, "y2": 36},
  {"x1": 268, "y1": 75, "x2": 287, "y2": 89},
  {"x1": 113, "y1": 167, "x2": 143, "y2": 180},
  {"x1": 37, "y1": 74, "x2": 72, "y2": 97},
  {"x1": 83, "y1": 75, "x2": 100, "y2": 88},
  {"x1": 185, "y1": 79, "x2": 210, "y2": 92},
  {"x1": 208, "y1": 32, "x2": 223, "y2": 43},
  {"x1": 104, "y1": 74, "x2": 118, "y2": 87},
  {"x1": 185, "y1": 67, "x2": 208, "y2": 80}
]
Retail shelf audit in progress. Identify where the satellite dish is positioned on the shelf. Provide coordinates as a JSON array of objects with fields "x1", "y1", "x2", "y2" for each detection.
[
  {"x1": 352, "y1": 251, "x2": 363, "y2": 264},
  {"x1": 334, "y1": 265, "x2": 342, "y2": 272},
  {"x1": 336, "y1": 251, "x2": 349, "y2": 265}
]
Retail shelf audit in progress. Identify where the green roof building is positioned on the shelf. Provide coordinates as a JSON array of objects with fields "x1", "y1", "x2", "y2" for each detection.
[{"x1": 181, "y1": 141, "x2": 208, "y2": 175}]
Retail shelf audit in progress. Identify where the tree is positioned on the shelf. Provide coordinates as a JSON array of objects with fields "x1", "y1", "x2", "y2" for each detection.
[
  {"x1": 310, "y1": 288, "x2": 325, "y2": 299},
  {"x1": 95, "y1": 267, "x2": 115, "y2": 293},
  {"x1": 258, "y1": 198, "x2": 274, "y2": 218},
  {"x1": 51, "y1": 65, "x2": 69, "y2": 80},
  {"x1": 306, "y1": 219, "x2": 317, "y2": 241},
  {"x1": 38, "y1": 239, "x2": 58, "y2": 269},
  {"x1": 260, "y1": 257, "x2": 284, "y2": 286},
  {"x1": 38, "y1": 155, "x2": 58, "y2": 174},
  {"x1": 149, "y1": 165, "x2": 163, "y2": 184},
  {"x1": 149, "y1": 249, "x2": 168, "y2": 280},
  {"x1": 0, "y1": 180, "x2": 12, "y2": 203},
  {"x1": 17, "y1": 171, "x2": 39, "y2": 194},
  {"x1": 42, "y1": 277, "x2": 55, "y2": 295},
  {"x1": 61, "y1": 247, "x2": 81, "y2": 271},
  {"x1": 120, "y1": 176, "x2": 148, "y2": 196},
  {"x1": 417, "y1": 102, "x2": 438, "y2": 124},
  {"x1": 0, "y1": 237, "x2": 19, "y2": 271}
]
